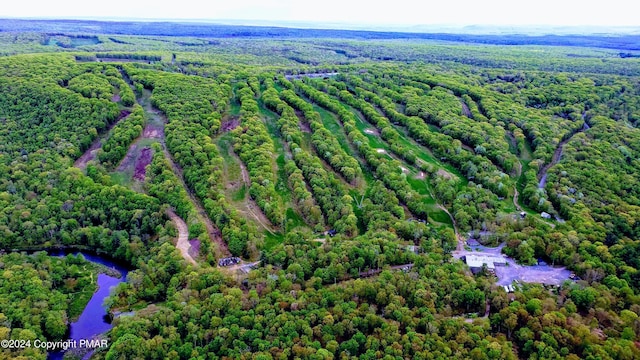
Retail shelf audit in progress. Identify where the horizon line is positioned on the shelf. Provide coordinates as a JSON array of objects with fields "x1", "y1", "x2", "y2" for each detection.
[{"x1": 2, "y1": 17, "x2": 640, "y2": 36}]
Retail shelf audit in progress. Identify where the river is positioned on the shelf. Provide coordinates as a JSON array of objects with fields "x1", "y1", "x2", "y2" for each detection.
[{"x1": 45, "y1": 250, "x2": 129, "y2": 360}]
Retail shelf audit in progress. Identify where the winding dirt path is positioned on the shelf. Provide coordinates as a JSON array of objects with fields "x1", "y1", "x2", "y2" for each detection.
[
  {"x1": 166, "y1": 208, "x2": 196, "y2": 265},
  {"x1": 74, "y1": 140, "x2": 104, "y2": 169},
  {"x1": 513, "y1": 187, "x2": 522, "y2": 212},
  {"x1": 538, "y1": 123, "x2": 588, "y2": 189},
  {"x1": 538, "y1": 140, "x2": 567, "y2": 189},
  {"x1": 438, "y1": 204, "x2": 465, "y2": 251},
  {"x1": 426, "y1": 183, "x2": 463, "y2": 251},
  {"x1": 460, "y1": 98, "x2": 473, "y2": 118},
  {"x1": 238, "y1": 156, "x2": 250, "y2": 186},
  {"x1": 74, "y1": 110, "x2": 132, "y2": 169},
  {"x1": 228, "y1": 147, "x2": 275, "y2": 233}
]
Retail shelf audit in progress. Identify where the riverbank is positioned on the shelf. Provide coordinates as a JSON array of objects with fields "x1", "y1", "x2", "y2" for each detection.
[{"x1": 44, "y1": 250, "x2": 129, "y2": 360}]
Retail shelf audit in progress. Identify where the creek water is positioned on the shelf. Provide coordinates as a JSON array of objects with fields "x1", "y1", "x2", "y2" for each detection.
[{"x1": 44, "y1": 250, "x2": 129, "y2": 360}]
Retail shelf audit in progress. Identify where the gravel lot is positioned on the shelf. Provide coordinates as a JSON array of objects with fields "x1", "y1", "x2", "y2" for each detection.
[{"x1": 453, "y1": 243, "x2": 571, "y2": 286}]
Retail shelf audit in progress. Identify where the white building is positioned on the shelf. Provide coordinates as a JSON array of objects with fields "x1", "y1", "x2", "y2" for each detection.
[{"x1": 465, "y1": 254, "x2": 507, "y2": 274}]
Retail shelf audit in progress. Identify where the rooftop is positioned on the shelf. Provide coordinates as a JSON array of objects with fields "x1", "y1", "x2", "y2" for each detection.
[{"x1": 465, "y1": 254, "x2": 507, "y2": 270}]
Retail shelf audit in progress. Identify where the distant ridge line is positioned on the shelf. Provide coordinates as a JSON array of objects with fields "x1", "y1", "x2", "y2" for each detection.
[{"x1": 1, "y1": 18, "x2": 639, "y2": 50}]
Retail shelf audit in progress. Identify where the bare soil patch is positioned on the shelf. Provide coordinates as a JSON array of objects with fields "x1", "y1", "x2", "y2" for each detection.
[
  {"x1": 436, "y1": 168, "x2": 455, "y2": 180},
  {"x1": 166, "y1": 208, "x2": 196, "y2": 265},
  {"x1": 188, "y1": 238, "x2": 201, "y2": 259},
  {"x1": 142, "y1": 124, "x2": 164, "y2": 139},
  {"x1": 74, "y1": 141, "x2": 102, "y2": 169},
  {"x1": 299, "y1": 120, "x2": 312, "y2": 133},
  {"x1": 111, "y1": 94, "x2": 121, "y2": 102},
  {"x1": 238, "y1": 155, "x2": 250, "y2": 185},
  {"x1": 221, "y1": 116, "x2": 240, "y2": 132},
  {"x1": 461, "y1": 143, "x2": 475, "y2": 153},
  {"x1": 74, "y1": 110, "x2": 132, "y2": 169},
  {"x1": 133, "y1": 147, "x2": 153, "y2": 181},
  {"x1": 295, "y1": 110, "x2": 312, "y2": 133},
  {"x1": 415, "y1": 171, "x2": 426, "y2": 180},
  {"x1": 116, "y1": 144, "x2": 137, "y2": 172},
  {"x1": 117, "y1": 110, "x2": 132, "y2": 121},
  {"x1": 460, "y1": 99, "x2": 472, "y2": 118}
]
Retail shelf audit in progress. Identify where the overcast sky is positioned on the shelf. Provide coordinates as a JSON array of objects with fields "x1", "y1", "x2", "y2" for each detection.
[{"x1": 1, "y1": 0, "x2": 637, "y2": 27}]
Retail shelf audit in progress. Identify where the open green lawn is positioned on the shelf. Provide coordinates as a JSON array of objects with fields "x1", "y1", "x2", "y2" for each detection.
[
  {"x1": 313, "y1": 104, "x2": 353, "y2": 155},
  {"x1": 257, "y1": 100, "x2": 291, "y2": 201},
  {"x1": 216, "y1": 133, "x2": 242, "y2": 186}
]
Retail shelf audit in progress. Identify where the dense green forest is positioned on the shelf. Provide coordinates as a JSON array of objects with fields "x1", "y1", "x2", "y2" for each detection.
[{"x1": 0, "y1": 24, "x2": 639, "y2": 359}]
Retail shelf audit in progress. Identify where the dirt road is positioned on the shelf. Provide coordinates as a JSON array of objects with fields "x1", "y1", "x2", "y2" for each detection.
[
  {"x1": 513, "y1": 186, "x2": 522, "y2": 212},
  {"x1": 166, "y1": 208, "x2": 197, "y2": 265},
  {"x1": 538, "y1": 124, "x2": 588, "y2": 189}
]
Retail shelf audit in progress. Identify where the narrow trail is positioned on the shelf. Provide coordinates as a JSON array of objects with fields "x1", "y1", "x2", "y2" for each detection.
[
  {"x1": 245, "y1": 204, "x2": 275, "y2": 234},
  {"x1": 166, "y1": 208, "x2": 197, "y2": 265},
  {"x1": 515, "y1": 160, "x2": 522, "y2": 178},
  {"x1": 74, "y1": 110, "x2": 131, "y2": 169},
  {"x1": 512, "y1": 160, "x2": 524, "y2": 211},
  {"x1": 438, "y1": 204, "x2": 465, "y2": 251},
  {"x1": 238, "y1": 155, "x2": 250, "y2": 185},
  {"x1": 320, "y1": 263, "x2": 415, "y2": 286},
  {"x1": 228, "y1": 146, "x2": 276, "y2": 234},
  {"x1": 428, "y1": 185, "x2": 464, "y2": 251},
  {"x1": 513, "y1": 187, "x2": 522, "y2": 212},
  {"x1": 506, "y1": 131, "x2": 518, "y2": 151},
  {"x1": 538, "y1": 123, "x2": 589, "y2": 189},
  {"x1": 358, "y1": 263, "x2": 414, "y2": 278},
  {"x1": 460, "y1": 98, "x2": 473, "y2": 118},
  {"x1": 74, "y1": 139, "x2": 104, "y2": 169}
]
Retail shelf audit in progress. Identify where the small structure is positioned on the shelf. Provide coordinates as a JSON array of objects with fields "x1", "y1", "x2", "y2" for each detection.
[
  {"x1": 327, "y1": 229, "x2": 338, "y2": 237},
  {"x1": 465, "y1": 254, "x2": 507, "y2": 274},
  {"x1": 466, "y1": 238, "x2": 481, "y2": 247},
  {"x1": 218, "y1": 257, "x2": 241, "y2": 267},
  {"x1": 284, "y1": 72, "x2": 339, "y2": 80},
  {"x1": 520, "y1": 211, "x2": 527, "y2": 219},
  {"x1": 540, "y1": 212, "x2": 552, "y2": 219}
]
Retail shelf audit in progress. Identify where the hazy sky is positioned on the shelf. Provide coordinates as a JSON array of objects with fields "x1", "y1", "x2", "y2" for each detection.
[{"x1": 1, "y1": 0, "x2": 637, "y2": 27}]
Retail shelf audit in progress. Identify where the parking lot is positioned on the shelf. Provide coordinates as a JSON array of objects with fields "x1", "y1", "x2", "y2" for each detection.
[
  {"x1": 453, "y1": 244, "x2": 571, "y2": 286},
  {"x1": 493, "y1": 261, "x2": 571, "y2": 286}
]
